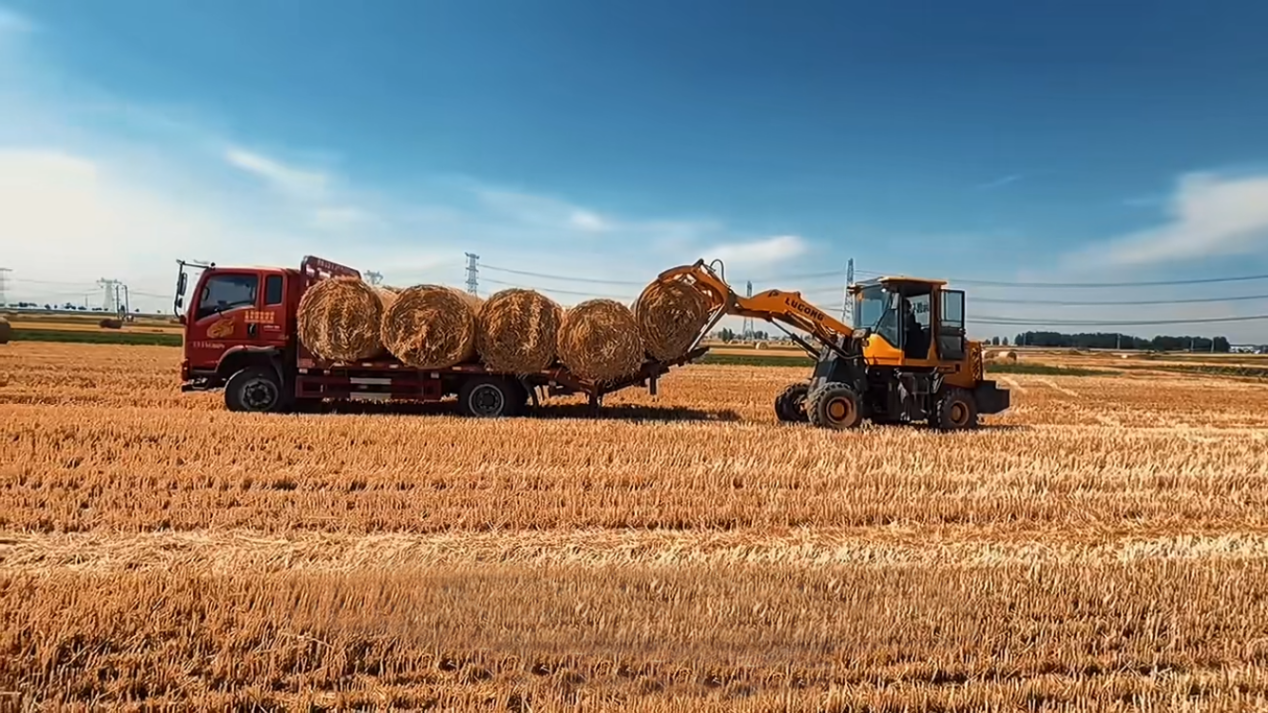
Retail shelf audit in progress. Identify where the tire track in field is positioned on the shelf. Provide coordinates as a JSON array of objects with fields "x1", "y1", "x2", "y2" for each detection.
[{"x1": 5, "y1": 527, "x2": 1268, "y2": 574}]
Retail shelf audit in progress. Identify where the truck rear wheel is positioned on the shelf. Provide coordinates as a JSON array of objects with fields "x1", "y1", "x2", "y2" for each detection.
[
  {"x1": 225, "y1": 366, "x2": 284, "y2": 413},
  {"x1": 458, "y1": 377, "x2": 523, "y2": 418}
]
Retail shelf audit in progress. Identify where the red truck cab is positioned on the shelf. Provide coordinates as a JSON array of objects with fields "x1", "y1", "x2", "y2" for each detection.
[{"x1": 176, "y1": 256, "x2": 358, "y2": 411}]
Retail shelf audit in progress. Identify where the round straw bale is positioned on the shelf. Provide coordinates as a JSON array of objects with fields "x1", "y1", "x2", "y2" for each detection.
[
  {"x1": 634, "y1": 279, "x2": 710, "y2": 361},
  {"x1": 0, "y1": 317, "x2": 10, "y2": 345},
  {"x1": 476, "y1": 288, "x2": 563, "y2": 373},
  {"x1": 381, "y1": 285, "x2": 481, "y2": 368},
  {"x1": 557, "y1": 299, "x2": 644, "y2": 383},
  {"x1": 296, "y1": 277, "x2": 396, "y2": 362}
]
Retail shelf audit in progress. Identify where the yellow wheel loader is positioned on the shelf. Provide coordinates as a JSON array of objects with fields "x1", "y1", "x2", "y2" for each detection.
[{"x1": 654, "y1": 259, "x2": 1010, "y2": 430}]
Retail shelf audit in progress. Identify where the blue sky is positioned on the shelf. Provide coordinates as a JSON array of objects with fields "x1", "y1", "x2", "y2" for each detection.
[{"x1": 2, "y1": 0, "x2": 1267, "y2": 340}]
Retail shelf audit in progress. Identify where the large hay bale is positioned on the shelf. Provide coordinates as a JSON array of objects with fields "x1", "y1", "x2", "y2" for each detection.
[
  {"x1": 634, "y1": 279, "x2": 710, "y2": 362},
  {"x1": 381, "y1": 285, "x2": 481, "y2": 368},
  {"x1": 476, "y1": 288, "x2": 563, "y2": 373},
  {"x1": 557, "y1": 299, "x2": 644, "y2": 383},
  {"x1": 297, "y1": 276, "x2": 395, "y2": 362},
  {"x1": 0, "y1": 317, "x2": 10, "y2": 345}
]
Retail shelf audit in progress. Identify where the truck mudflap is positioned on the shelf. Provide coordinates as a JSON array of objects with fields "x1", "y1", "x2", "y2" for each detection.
[{"x1": 973, "y1": 380, "x2": 1011, "y2": 415}]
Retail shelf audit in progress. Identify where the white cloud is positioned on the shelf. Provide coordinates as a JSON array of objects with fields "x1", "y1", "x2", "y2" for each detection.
[
  {"x1": 705, "y1": 234, "x2": 807, "y2": 268},
  {"x1": 1073, "y1": 171, "x2": 1268, "y2": 267},
  {"x1": 224, "y1": 146, "x2": 330, "y2": 199},
  {"x1": 568, "y1": 209, "x2": 609, "y2": 232}
]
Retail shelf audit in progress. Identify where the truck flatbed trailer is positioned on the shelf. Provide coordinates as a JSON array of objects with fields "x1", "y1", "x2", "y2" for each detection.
[
  {"x1": 174, "y1": 254, "x2": 709, "y2": 417},
  {"x1": 289, "y1": 346, "x2": 710, "y2": 417}
]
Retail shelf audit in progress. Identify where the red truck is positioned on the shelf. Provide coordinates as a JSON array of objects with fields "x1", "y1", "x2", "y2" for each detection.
[{"x1": 174, "y1": 255, "x2": 707, "y2": 415}]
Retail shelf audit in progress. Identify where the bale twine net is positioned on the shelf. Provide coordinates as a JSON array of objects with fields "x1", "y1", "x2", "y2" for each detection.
[
  {"x1": 557, "y1": 299, "x2": 644, "y2": 383},
  {"x1": 476, "y1": 288, "x2": 563, "y2": 373},
  {"x1": 381, "y1": 285, "x2": 481, "y2": 369},
  {"x1": 634, "y1": 278, "x2": 711, "y2": 362},
  {"x1": 296, "y1": 277, "x2": 396, "y2": 362}
]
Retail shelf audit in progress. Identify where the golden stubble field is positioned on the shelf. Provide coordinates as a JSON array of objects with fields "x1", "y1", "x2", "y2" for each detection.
[{"x1": 2, "y1": 342, "x2": 1268, "y2": 710}]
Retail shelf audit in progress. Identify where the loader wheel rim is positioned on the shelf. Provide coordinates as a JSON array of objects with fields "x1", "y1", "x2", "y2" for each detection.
[
  {"x1": 469, "y1": 384, "x2": 505, "y2": 417},
  {"x1": 242, "y1": 379, "x2": 278, "y2": 411},
  {"x1": 949, "y1": 401, "x2": 968, "y2": 426},
  {"x1": 827, "y1": 398, "x2": 852, "y2": 422}
]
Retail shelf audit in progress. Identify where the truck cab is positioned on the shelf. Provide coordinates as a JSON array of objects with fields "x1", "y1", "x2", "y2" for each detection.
[{"x1": 174, "y1": 257, "x2": 357, "y2": 410}]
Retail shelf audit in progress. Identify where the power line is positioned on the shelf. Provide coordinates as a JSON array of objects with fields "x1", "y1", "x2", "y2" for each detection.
[
  {"x1": 854, "y1": 269, "x2": 1268, "y2": 289},
  {"x1": 973, "y1": 293, "x2": 1268, "y2": 306},
  {"x1": 971, "y1": 314, "x2": 1268, "y2": 327},
  {"x1": 481, "y1": 264, "x2": 646, "y2": 286},
  {"x1": 481, "y1": 277, "x2": 636, "y2": 300}
]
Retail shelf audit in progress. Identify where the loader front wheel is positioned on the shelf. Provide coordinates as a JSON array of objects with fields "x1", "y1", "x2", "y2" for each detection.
[
  {"x1": 934, "y1": 387, "x2": 979, "y2": 430},
  {"x1": 808, "y1": 382, "x2": 863, "y2": 430},
  {"x1": 774, "y1": 382, "x2": 810, "y2": 422}
]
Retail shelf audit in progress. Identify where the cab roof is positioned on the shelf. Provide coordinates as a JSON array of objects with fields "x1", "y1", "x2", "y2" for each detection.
[{"x1": 850, "y1": 275, "x2": 948, "y2": 291}]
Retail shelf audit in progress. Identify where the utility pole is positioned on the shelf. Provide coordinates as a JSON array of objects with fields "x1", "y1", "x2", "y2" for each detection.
[
  {"x1": 840, "y1": 258, "x2": 854, "y2": 323},
  {"x1": 0, "y1": 267, "x2": 11, "y2": 306},
  {"x1": 364, "y1": 271, "x2": 383, "y2": 286},
  {"x1": 743, "y1": 281, "x2": 754, "y2": 340},
  {"x1": 464, "y1": 253, "x2": 480, "y2": 295}
]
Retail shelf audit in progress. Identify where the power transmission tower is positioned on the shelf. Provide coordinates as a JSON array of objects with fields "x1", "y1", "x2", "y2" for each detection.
[
  {"x1": 464, "y1": 253, "x2": 480, "y2": 295},
  {"x1": 97, "y1": 279, "x2": 122, "y2": 312},
  {"x1": 0, "y1": 267, "x2": 11, "y2": 306},
  {"x1": 742, "y1": 281, "x2": 754, "y2": 340},
  {"x1": 840, "y1": 259, "x2": 854, "y2": 322},
  {"x1": 364, "y1": 271, "x2": 383, "y2": 286}
]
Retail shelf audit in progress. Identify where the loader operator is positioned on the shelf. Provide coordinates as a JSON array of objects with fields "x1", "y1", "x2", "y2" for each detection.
[{"x1": 901, "y1": 298, "x2": 928, "y2": 359}]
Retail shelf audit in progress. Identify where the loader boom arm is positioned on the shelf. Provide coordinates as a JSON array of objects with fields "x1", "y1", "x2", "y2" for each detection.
[{"x1": 654, "y1": 260, "x2": 856, "y2": 355}]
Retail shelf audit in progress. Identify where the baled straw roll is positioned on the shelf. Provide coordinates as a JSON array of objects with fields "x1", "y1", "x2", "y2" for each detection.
[
  {"x1": 381, "y1": 285, "x2": 482, "y2": 369},
  {"x1": 296, "y1": 277, "x2": 396, "y2": 362},
  {"x1": 476, "y1": 288, "x2": 563, "y2": 373},
  {"x1": 634, "y1": 279, "x2": 710, "y2": 361},
  {"x1": 0, "y1": 316, "x2": 10, "y2": 345},
  {"x1": 557, "y1": 299, "x2": 644, "y2": 383}
]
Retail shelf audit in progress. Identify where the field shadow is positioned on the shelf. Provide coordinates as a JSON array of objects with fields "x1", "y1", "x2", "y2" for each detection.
[{"x1": 298, "y1": 399, "x2": 742, "y2": 423}]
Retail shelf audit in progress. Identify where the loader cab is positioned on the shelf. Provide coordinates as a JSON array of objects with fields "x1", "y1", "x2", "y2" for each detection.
[{"x1": 851, "y1": 276, "x2": 967, "y2": 366}]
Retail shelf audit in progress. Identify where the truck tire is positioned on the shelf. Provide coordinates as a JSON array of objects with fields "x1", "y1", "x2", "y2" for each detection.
[
  {"x1": 807, "y1": 382, "x2": 863, "y2": 430},
  {"x1": 458, "y1": 376, "x2": 522, "y2": 418},
  {"x1": 933, "y1": 386, "x2": 978, "y2": 430},
  {"x1": 774, "y1": 382, "x2": 810, "y2": 422},
  {"x1": 225, "y1": 366, "x2": 284, "y2": 413}
]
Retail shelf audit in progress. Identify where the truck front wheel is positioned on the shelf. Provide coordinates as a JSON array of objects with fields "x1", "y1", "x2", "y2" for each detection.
[
  {"x1": 225, "y1": 366, "x2": 284, "y2": 413},
  {"x1": 458, "y1": 377, "x2": 523, "y2": 418}
]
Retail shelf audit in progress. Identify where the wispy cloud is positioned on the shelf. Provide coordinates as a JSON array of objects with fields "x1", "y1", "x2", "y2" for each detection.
[
  {"x1": 705, "y1": 234, "x2": 807, "y2": 268},
  {"x1": 975, "y1": 173, "x2": 1024, "y2": 190},
  {"x1": 1069, "y1": 170, "x2": 1268, "y2": 267},
  {"x1": 224, "y1": 146, "x2": 330, "y2": 199}
]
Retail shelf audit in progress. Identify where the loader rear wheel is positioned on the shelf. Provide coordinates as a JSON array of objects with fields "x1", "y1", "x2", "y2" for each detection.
[
  {"x1": 225, "y1": 366, "x2": 283, "y2": 413},
  {"x1": 934, "y1": 387, "x2": 978, "y2": 430},
  {"x1": 808, "y1": 382, "x2": 863, "y2": 430},
  {"x1": 774, "y1": 382, "x2": 810, "y2": 422}
]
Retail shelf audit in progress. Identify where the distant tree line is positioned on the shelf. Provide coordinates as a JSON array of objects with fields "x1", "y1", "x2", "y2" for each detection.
[{"x1": 1011, "y1": 331, "x2": 1230, "y2": 352}]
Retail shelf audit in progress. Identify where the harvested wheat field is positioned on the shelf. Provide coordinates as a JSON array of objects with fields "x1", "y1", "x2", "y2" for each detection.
[{"x1": 2, "y1": 342, "x2": 1268, "y2": 710}]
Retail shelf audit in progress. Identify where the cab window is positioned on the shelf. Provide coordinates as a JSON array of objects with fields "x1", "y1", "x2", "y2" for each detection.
[
  {"x1": 197, "y1": 274, "x2": 258, "y2": 320},
  {"x1": 264, "y1": 275, "x2": 284, "y2": 305}
]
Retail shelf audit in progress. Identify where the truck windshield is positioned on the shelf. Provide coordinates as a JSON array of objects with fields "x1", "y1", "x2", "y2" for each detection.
[
  {"x1": 854, "y1": 284, "x2": 900, "y2": 347},
  {"x1": 197, "y1": 274, "x2": 258, "y2": 320}
]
